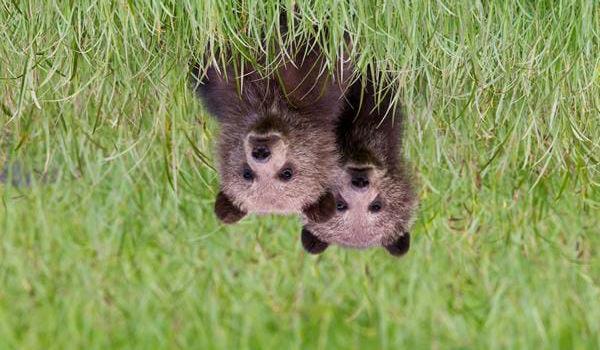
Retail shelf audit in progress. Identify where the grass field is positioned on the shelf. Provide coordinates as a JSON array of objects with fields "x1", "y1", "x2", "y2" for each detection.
[{"x1": 1, "y1": 1, "x2": 599, "y2": 348}]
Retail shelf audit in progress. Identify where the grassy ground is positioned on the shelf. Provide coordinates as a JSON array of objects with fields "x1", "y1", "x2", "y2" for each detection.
[{"x1": 1, "y1": 1, "x2": 599, "y2": 348}]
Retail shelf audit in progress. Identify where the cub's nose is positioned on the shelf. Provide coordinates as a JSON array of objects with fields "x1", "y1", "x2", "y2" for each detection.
[
  {"x1": 351, "y1": 175, "x2": 369, "y2": 189},
  {"x1": 251, "y1": 146, "x2": 271, "y2": 161}
]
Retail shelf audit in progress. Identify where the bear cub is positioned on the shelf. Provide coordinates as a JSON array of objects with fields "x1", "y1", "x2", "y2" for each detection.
[
  {"x1": 190, "y1": 46, "x2": 348, "y2": 224},
  {"x1": 300, "y1": 71, "x2": 418, "y2": 256}
]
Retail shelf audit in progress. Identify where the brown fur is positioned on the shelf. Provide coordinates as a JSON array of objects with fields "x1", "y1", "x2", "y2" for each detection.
[
  {"x1": 301, "y1": 72, "x2": 418, "y2": 256},
  {"x1": 190, "y1": 46, "x2": 349, "y2": 223}
]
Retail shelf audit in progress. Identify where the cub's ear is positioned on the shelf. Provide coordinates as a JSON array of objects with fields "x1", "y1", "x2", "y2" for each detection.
[
  {"x1": 301, "y1": 227, "x2": 329, "y2": 254},
  {"x1": 302, "y1": 191, "x2": 336, "y2": 223},
  {"x1": 214, "y1": 190, "x2": 246, "y2": 224},
  {"x1": 384, "y1": 232, "x2": 411, "y2": 257}
]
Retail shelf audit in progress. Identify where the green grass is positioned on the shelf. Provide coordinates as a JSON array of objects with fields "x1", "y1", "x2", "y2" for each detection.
[{"x1": 1, "y1": 0, "x2": 599, "y2": 348}]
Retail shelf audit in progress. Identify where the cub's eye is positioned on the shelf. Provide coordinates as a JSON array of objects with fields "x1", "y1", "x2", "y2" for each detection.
[
  {"x1": 336, "y1": 201, "x2": 348, "y2": 212},
  {"x1": 279, "y1": 168, "x2": 293, "y2": 181},
  {"x1": 369, "y1": 201, "x2": 382, "y2": 213},
  {"x1": 242, "y1": 167, "x2": 254, "y2": 181}
]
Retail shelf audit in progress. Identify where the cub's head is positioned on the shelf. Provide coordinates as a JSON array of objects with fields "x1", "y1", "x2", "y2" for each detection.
[
  {"x1": 301, "y1": 161, "x2": 417, "y2": 256},
  {"x1": 191, "y1": 51, "x2": 348, "y2": 224},
  {"x1": 214, "y1": 110, "x2": 338, "y2": 224}
]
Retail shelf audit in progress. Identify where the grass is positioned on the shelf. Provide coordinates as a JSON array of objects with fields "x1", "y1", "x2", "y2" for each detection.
[{"x1": 1, "y1": 0, "x2": 599, "y2": 348}]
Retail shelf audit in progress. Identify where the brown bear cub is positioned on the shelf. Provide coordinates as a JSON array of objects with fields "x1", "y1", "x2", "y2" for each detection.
[
  {"x1": 190, "y1": 47, "x2": 348, "y2": 224},
  {"x1": 300, "y1": 72, "x2": 418, "y2": 256}
]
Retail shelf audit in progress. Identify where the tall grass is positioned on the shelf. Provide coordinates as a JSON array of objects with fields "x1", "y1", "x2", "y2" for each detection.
[{"x1": 1, "y1": 1, "x2": 599, "y2": 348}]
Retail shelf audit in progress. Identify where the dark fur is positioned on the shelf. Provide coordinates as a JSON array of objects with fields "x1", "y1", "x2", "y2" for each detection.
[
  {"x1": 191, "y1": 46, "x2": 349, "y2": 223},
  {"x1": 301, "y1": 227, "x2": 329, "y2": 254},
  {"x1": 301, "y1": 72, "x2": 417, "y2": 256}
]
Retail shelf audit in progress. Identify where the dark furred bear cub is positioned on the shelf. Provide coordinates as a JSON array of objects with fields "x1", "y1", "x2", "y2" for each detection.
[
  {"x1": 300, "y1": 72, "x2": 418, "y2": 256},
  {"x1": 190, "y1": 48, "x2": 348, "y2": 224}
]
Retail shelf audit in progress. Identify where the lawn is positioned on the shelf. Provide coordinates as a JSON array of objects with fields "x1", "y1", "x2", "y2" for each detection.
[{"x1": 1, "y1": 1, "x2": 599, "y2": 349}]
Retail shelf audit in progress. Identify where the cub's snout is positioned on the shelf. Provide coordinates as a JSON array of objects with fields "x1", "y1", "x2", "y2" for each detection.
[{"x1": 244, "y1": 132, "x2": 287, "y2": 171}]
